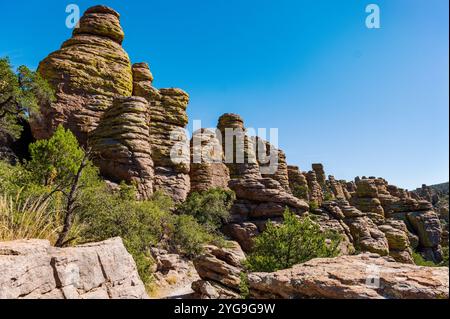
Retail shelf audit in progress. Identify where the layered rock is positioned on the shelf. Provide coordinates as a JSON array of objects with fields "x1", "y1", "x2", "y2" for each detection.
[
  {"x1": 248, "y1": 253, "x2": 449, "y2": 299},
  {"x1": 89, "y1": 96, "x2": 154, "y2": 199},
  {"x1": 149, "y1": 248, "x2": 199, "y2": 298},
  {"x1": 336, "y1": 200, "x2": 390, "y2": 256},
  {"x1": 0, "y1": 238, "x2": 147, "y2": 299},
  {"x1": 328, "y1": 175, "x2": 347, "y2": 200},
  {"x1": 255, "y1": 138, "x2": 291, "y2": 193},
  {"x1": 190, "y1": 129, "x2": 230, "y2": 193},
  {"x1": 350, "y1": 179, "x2": 385, "y2": 218},
  {"x1": 192, "y1": 242, "x2": 245, "y2": 299},
  {"x1": 217, "y1": 114, "x2": 309, "y2": 251},
  {"x1": 132, "y1": 63, "x2": 190, "y2": 202},
  {"x1": 312, "y1": 163, "x2": 327, "y2": 188},
  {"x1": 32, "y1": 6, "x2": 133, "y2": 145},
  {"x1": 287, "y1": 166, "x2": 310, "y2": 201},
  {"x1": 306, "y1": 170, "x2": 324, "y2": 206}
]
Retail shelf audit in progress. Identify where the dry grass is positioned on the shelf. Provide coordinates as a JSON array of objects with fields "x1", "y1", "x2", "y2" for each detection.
[{"x1": 0, "y1": 191, "x2": 81, "y2": 246}]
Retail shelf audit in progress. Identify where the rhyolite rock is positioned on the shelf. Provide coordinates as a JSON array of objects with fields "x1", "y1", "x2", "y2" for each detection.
[
  {"x1": 190, "y1": 129, "x2": 230, "y2": 193},
  {"x1": 306, "y1": 170, "x2": 324, "y2": 206},
  {"x1": 0, "y1": 238, "x2": 147, "y2": 299},
  {"x1": 192, "y1": 242, "x2": 245, "y2": 299},
  {"x1": 89, "y1": 96, "x2": 154, "y2": 199},
  {"x1": 32, "y1": 5, "x2": 133, "y2": 145},
  {"x1": 217, "y1": 114, "x2": 309, "y2": 251},
  {"x1": 132, "y1": 62, "x2": 191, "y2": 202},
  {"x1": 247, "y1": 253, "x2": 449, "y2": 299},
  {"x1": 287, "y1": 166, "x2": 310, "y2": 201}
]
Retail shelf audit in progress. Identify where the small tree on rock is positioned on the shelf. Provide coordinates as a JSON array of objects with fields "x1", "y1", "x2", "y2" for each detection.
[{"x1": 245, "y1": 210, "x2": 341, "y2": 272}]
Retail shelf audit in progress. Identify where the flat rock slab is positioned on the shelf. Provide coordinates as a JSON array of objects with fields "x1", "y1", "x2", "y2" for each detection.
[
  {"x1": 248, "y1": 253, "x2": 449, "y2": 299},
  {"x1": 0, "y1": 238, "x2": 147, "y2": 299}
]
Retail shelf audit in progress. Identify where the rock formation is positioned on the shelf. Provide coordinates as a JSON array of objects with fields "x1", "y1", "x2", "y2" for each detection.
[
  {"x1": 216, "y1": 114, "x2": 309, "y2": 251},
  {"x1": 192, "y1": 242, "x2": 246, "y2": 299},
  {"x1": 0, "y1": 238, "x2": 147, "y2": 299},
  {"x1": 306, "y1": 170, "x2": 323, "y2": 206},
  {"x1": 89, "y1": 96, "x2": 154, "y2": 199},
  {"x1": 190, "y1": 129, "x2": 230, "y2": 193},
  {"x1": 132, "y1": 63, "x2": 191, "y2": 202},
  {"x1": 312, "y1": 163, "x2": 327, "y2": 188},
  {"x1": 247, "y1": 253, "x2": 449, "y2": 299},
  {"x1": 287, "y1": 166, "x2": 309, "y2": 201},
  {"x1": 32, "y1": 6, "x2": 133, "y2": 145}
]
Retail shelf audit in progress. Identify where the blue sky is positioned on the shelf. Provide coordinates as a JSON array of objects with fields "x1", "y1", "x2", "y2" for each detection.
[{"x1": 1, "y1": 0, "x2": 448, "y2": 189}]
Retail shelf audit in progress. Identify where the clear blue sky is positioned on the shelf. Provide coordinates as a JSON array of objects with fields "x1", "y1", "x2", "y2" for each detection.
[{"x1": 1, "y1": 0, "x2": 448, "y2": 190}]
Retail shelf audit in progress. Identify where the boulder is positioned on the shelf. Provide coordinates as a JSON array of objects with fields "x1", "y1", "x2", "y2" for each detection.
[
  {"x1": 192, "y1": 242, "x2": 245, "y2": 299},
  {"x1": 247, "y1": 253, "x2": 449, "y2": 299},
  {"x1": 0, "y1": 238, "x2": 147, "y2": 299}
]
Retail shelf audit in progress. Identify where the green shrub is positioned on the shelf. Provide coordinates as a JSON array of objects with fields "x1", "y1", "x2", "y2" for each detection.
[
  {"x1": 309, "y1": 201, "x2": 319, "y2": 210},
  {"x1": 245, "y1": 210, "x2": 341, "y2": 272},
  {"x1": 77, "y1": 185, "x2": 174, "y2": 285},
  {"x1": 323, "y1": 191, "x2": 334, "y2": 201},
  {"x1": 412, "y1": 252, "x2": 438, "y2": 267},
  {"x1": 170, "y1": 214, "x2": 214, "y2": 257},
  {"x1": 177, "y1": 188, "x2": 235, "y2": 232},
  {"x1": 27, "y1": 125, "x2": 86, "y2": 186},
  {"x1": 239, "y1": 272, "x2": 250, "y2": 299},
  {"x1": 292, "y1": 185, "x2": 309, "y2": 201}
]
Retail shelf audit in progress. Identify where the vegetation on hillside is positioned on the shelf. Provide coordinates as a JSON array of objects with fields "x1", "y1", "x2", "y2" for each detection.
[{"x1": 0, "y1": 126, "x2": 233, "y2": 287}]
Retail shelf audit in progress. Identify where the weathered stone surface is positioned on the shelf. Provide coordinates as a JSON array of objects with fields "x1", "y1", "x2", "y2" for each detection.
[
  {"x1": 407, "y1": 211, "x2": 442, "y2": 249},
  {"x1": 149, "y1": 248, "x2": 199, "y2": 298},
  {"x1": 132, "y1": 63, "x2": 190, "y2": 202},
  {"x1": 287, "y1": 166, "x2": 309, "y2": 201},
  {"x1": 378, "y1": 219, "x2": 414, "y2": 264},
  {"x1": 312, "y1": 163, "x2": 326, "y2": 188},
  {"x1": 328, "y1": 176, "x2": 346, "y2": 200},
  {"x1": 190, "y1": 129, "x2": 230, "y2": 193},
  {"x1": 345, "y1": 216, "x2": 390, "y2": 256},
  {"x1": 223, "y1": 222, "x2": 260, "y2": 252},
  {"x1": 89, "y1": 96, "x2": 153, "y2": 199},
  {"x1": 217, "y1": 113, "x2": 260, "y2": 179},
  {"x1": 32, "y1": 6, "x2": 133, "y2": 145},
  {"x1": 306, "y1": 170, "x2": 324, "y2": 206},
  {"x1": 255, "y1": 138, "x2": 291, "y2": 193},
  {"x1": 192, "y1": 242, "x2": 245, "y2": 299},
  {"x1": 0, "y1": 238, "x2": 147, "y2": 299},
  {"x1": 247, "y1": 253, "x2": 449, "y2": 299}
]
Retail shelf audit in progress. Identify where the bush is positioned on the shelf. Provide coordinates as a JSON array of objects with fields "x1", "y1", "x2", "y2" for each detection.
[
  {"x1": 177, "y1": 188, "x2": 235, "y2": 232},
  {"x1": 170, "y1": 214, "x2": 215, "y2": 257},
  {"x1": 412, "y1": 251, "x2": 438, "y2": 267},
  {"x1": 245, "y1": 210, "x2": 341, "y2": 272},
  {"x1": 27, "y1": 125, "x2": 85, "y2": 186},
  {"x1": 77, "y1": 185, "x2": 174, "y2": 285},
  {"x1": 292, "y1": 185, "x2": 308, "y2": 201}
]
